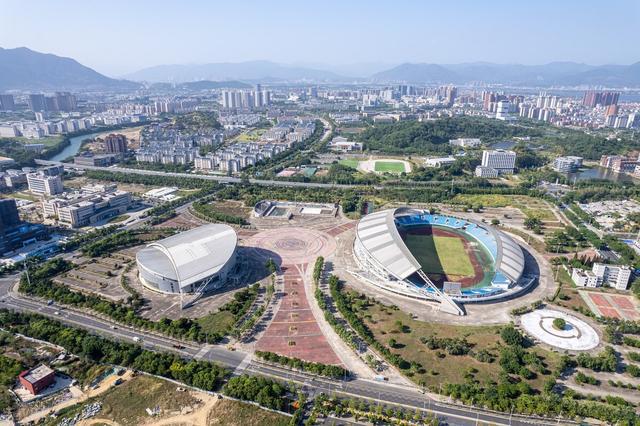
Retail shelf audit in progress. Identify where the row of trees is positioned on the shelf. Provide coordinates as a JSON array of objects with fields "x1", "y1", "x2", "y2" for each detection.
[
  {"x1": 0, "y1": 310, "x2": 229, "y2": 392},
  {"x1": 19, "y1": 259, "x2": 223, "y2": 343},
  {"x1": 255, "y1": 351, "x2": 350, "y2": 379},
  {"x1": 222, "y1": 375, "x2": 289, "y2": 412}
]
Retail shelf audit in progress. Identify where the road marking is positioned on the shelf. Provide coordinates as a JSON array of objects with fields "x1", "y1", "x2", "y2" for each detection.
[
  {"x1": 194, "y1": 345, "x2": 211, "y2": 360},
  {"x1": 234, "y1": 353, "x2": 252, "y2": 374}
]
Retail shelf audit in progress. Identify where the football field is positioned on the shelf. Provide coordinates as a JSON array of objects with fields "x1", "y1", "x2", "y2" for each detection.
[
  {"x1": 374, "y1": 161, "x2": 406, "y2": 173},
  {"x1": 404, "y1": 234, "x2": 475, "y2": 277}
]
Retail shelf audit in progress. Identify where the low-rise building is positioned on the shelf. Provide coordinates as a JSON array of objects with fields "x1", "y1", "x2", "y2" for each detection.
[
  {"x1": 553, "y1": 156, "x2": 583, "y2": 173},
  {"x1": 19, "y1": 365, "x2": 55, "y2": 395},
  {"x1": 449, "y1": 138, "x2": 481, "y2": 148},
  {"x1": 571, "y1": 268, "x2": 600, "y2": 288},
  {"x1": 425, "y1": 156, "x2": 456, "y2": 168},
  {"x1": 43, "y1": 187, "x2": 131, "y2": 228},
  {"x1": 474, "y1": 166, "x2": 499, "y2": 178},
  {"x1": 328, "y1": 136, "x2": 363, "y2": 152}
]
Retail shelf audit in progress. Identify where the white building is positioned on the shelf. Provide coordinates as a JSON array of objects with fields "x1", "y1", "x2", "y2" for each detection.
[
  {"x1": 553, "y1": 156, "x2": 583, "y2": 173},
  {"x1": 592, "y1": 263, "x2": 632, "y2": 290},
  {"x1": 475, "y1": 166, "x2": 499, "y2": 178},
  {"x1": 425, "y1": 156, "x2": 456, "y2": 168},
  {"x1": 328, "y1": 136, "x2": 363, "y2": 152},
  {"x1": 43, "y1": 188, "x2": 131, "y2": 228},
  {"x1": 496, "y1": 101, "x2": 514, "y2": 121},
  {"x1": 449, "y1": 138, "x2": 481, "y2": 148},
  {"x1": 480, "y1": 149, "x2": 516, "y2": 174},
  {"x1": 571, "y1": 268, "x2": 600, "y2": 288},
  {"x1": 27, "y1": 173, "x2": 64, "y2": 196}
]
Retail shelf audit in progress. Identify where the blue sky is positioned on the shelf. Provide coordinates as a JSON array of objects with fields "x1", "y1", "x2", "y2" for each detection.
[{"x1": 1, "y1": 0, "x2": 638, "y2": 76}]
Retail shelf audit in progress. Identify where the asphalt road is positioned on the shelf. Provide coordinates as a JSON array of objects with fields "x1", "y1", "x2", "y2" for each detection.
[{"x1": 0, "y1": 275, "x2": 568, "y2": 426}]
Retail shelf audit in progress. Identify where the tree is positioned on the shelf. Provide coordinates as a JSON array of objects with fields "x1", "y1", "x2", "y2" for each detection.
[
  {"x1": 552, "y1": 318, "x2": 566, "y2": 330},
  {"x1": 501, "y1": 325, "x2": 525, "y2": 347}
]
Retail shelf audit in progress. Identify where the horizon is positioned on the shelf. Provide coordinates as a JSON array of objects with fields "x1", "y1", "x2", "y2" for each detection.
[{"x1": 1, "y1": 0, "x2": 638, "y2": 77}]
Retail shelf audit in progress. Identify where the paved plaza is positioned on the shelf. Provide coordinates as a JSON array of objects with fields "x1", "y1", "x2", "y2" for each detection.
[{"x1": 521, "y1": 309, "x2": 599, "y2": 351}]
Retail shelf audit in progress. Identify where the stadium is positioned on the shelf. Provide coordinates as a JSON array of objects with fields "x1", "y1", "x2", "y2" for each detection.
[
  {"x1": 352, "y1": 208, "x2": 526, "y2": 315},
  {"x1": 136, "y1": 224, "x2": 238, "y2": 296}
]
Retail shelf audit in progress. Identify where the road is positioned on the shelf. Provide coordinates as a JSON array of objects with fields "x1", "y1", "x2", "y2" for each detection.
[
  {"x1": 0, "y1": 275, "x2": 569, "y2": 426},
  {"x1": 35, "y1": 159, "x2": 471, "y2": 190}
]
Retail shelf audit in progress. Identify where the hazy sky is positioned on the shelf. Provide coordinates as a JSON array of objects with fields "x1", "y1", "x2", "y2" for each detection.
[{"x1": 1, "y1": 0, "x2": 638, "y2": 76}]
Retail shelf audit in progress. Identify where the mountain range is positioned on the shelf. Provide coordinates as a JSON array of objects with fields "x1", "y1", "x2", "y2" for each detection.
[
  {"x1": 371, "y1": 62, "x2": 640, "y2": 87},
  {"x1": 1, "y1": 47, "x2": 639, "y2": 90},
  {"x1": 123, "y1": 60, "x2": 345, "y2": 83},
  {"x1": 0, "y1": 47, "x2": 139, "y2": 91}
]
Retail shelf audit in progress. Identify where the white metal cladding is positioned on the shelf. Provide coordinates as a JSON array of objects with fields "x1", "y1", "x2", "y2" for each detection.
[
  {"x1": 136, "y1": 224, "x2": 237, "y2": 289},
  {"x1": 496, "y1": 231, "x2": 525, "y2": 283},
  {"x1": 355, "y1": 209, "x2": 420, "y2": 279}
]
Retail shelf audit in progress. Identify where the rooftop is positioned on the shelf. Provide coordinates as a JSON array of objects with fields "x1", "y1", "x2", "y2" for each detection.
[{"x1": 21, "y1": 365, "x2": 54, "y2": 384}]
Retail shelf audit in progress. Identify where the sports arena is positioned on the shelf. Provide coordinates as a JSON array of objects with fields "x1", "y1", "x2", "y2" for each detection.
[
  {"x1": 353, "y1": 208, "x2": 526, "y2": 315},
  {"x1": 136, "y1": 224, "x2": 237, "y2": 295}
]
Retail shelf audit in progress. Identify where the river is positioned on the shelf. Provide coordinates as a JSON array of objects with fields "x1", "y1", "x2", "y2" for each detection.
[{"x1": 50, "y1": 131, "x2": 103, "y2": 162}]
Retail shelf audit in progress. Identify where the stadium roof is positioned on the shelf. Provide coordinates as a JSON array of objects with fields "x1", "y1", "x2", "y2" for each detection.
[
  {"x1": 356, "y1": 209, "x2": 421, "y2": 279},
  {"x1": 356, "y1": 208, "x2": 525, "y2": 283},
  {"x1": 136, "y1": 224, "x2": 237, "y2": 289}
]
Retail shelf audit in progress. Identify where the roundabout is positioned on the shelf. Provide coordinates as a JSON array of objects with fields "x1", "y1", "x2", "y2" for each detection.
[{"x1": 520, "y1": 309, "x2": 599, "y2": 351}]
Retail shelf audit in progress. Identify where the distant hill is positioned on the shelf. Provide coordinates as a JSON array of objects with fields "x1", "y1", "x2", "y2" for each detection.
[
  {"x1": 371, "y1": 61, "x2": 640, "y2": 87},
  {"x1": 372, "y1": 63, "x2": 460, "y2": 84},
  {"x1": 148, "y1": 80, "x2": 252, "y2": 91},
  {"x1": 0, "y1": 47, "x2": 139, "y2": 91},
  {"x1": 125, "y1": 60, "x2": 345, "y2": 83}
]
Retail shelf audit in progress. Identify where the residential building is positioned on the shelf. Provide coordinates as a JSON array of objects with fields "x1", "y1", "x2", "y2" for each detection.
[
  {"x1": 103, "y1": 134, "x2": 128, "y2": 154},
  {"x1": 27, "y1": 173, "x2": 64, "y2": 196},
  {"x1": 553, "y1": 156, "x2": 583, "y2": 173},
  {"x1": 592, "y1": 263, "x2": 632, "y2": 290},
  {"x1": 0, "y1": 94, "x2": 15, "y2": 111}
]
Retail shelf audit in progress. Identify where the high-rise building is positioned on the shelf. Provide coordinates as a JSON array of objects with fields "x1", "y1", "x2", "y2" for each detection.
[
  {"x1": 0, "y1": 94, "x2": 15, "y2": 111},
  {"x1": 0, "y1": 199, "x2": 21, "y2": 234},
  {"x1": 582, "y1": 91, "x2": 620, "y2": 107},
  {"x1": 104, "y1": 134, "x2": 128, "y2": 154},
  {"x1": 28, "y1": 94, "x2": 47, "y2": 112},
  {"x1": 54, "y1": 92, "x2": 77, "y2": 112}
]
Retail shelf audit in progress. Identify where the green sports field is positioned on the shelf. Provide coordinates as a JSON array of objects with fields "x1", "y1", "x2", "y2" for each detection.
[
  {"x1": 338, "y1": 159, "x2": 360, "y2": 169},
  {"x1": 404, "y1": 234, "x2": 474, "y2": 277},
  {"x1": 374, "y1": 161, "x2": 406, "y2": 173}
]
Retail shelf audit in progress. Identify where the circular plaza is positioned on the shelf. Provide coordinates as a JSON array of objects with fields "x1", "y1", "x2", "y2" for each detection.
[{"x1": 520, "y1": 309, "x2": 599, "y2": 351}]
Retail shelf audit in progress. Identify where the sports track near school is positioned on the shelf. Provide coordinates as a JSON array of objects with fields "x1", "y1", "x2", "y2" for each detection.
[
  {"x1": 399, "y1": 225, "x2": 490, "y2": 288},
  {"x1": 247, "y1": 227, "x2": 343, "y2": 365}
]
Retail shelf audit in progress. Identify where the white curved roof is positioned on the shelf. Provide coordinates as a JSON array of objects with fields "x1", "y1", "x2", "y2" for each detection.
[
  {"x1": 355, "y1": 208, "x2": 525, "y2": 284},
  {"x1": 136, "y1": 224, "x2": 237, "y2": 289},
  {"x1": 356, "y1": 209, "x2": 421, "y2": 279}
]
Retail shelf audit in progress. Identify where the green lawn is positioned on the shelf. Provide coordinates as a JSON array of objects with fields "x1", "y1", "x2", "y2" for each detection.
[
  {"x1": 374, "y1": 161, "x2": 405, "y2": 173},
  {"x1": 197, "y1": 310, "x2": 236, "y2": 335},
  {"x1": 338, "y1": 159, "x2": 360, "y2": 169},
  {"x1": 405, "y1": 234, "x2": 474, "y2": 276}
]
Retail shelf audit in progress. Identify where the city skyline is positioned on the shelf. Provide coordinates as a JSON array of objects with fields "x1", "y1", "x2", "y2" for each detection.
[{"x1": 1, "y1": 0, "x2": 638, "y2": 76}]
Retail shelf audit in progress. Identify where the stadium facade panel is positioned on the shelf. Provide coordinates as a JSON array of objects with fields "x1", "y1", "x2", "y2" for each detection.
[
  {"x1": 353, "y1": 208, "x2": 526, "y2": 313},
  {"x1": 136, "y1": 224, "x2": 237, "y2": 294}
]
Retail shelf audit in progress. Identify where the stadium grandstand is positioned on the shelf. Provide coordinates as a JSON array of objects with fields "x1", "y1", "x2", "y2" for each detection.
[
  {"x1": 352, "y1": 207, "x2": 526, "y2": 315},
  {"x1": 136, "y1": 224, "x2": 238, "y2": 307}
]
